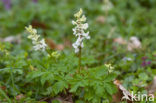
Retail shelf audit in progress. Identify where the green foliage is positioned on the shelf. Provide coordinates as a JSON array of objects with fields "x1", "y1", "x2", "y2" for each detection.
[
  {"x1": 0, "y1": 0, "x2": 156, "y2": 102},
  {"x1": 69, "y1": 65, "x2": 117, "y2": 102},
  {"x1": 0, "y1": 40, "x2": 117, "y2": 102}
]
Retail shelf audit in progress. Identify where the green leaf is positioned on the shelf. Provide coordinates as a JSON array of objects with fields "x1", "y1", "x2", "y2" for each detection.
[
  {"x1": 104, "y1": 73, "x2": 116, "y2": 82},
  {"x1": 41, "y1": 72, "x2": 54, "y2": 85},
  {"x1": 95, "y1": 85, "x2": 104, "y2": 97},
  {"x1": 84, "y1": 89, "x2": 95, "y2": 101},
  {"x1": 75, "y1": 100, "x2": 85, "y2": 103},
  {"x1": 52, "y1": 81, "x2": 68, "y2": 94},
  {"x1": 52, "y1": 100, "x2": 61, "y2": 103},
  {"x1": 70, "y1": 81, "x2": 86, "y2": 93},
  {"x1": 104, "y1": 83, "x2": 117, "y2": 95},
  {"x1": 26, "y1": 71, "x2": 45, "y2": 80},
  {"x1": 139, "y1": 73, "x2": 148, "y2": 81}
]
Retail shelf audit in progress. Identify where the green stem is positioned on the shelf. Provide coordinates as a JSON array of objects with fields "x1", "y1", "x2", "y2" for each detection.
[
  {"x1": 10, "y1": 67, "x2": 17, "y2": 98},
  {"x1": 10, "y1": 67, "x2": 15, "y2": 91},
  {"x1": 79, "y1": 46, "x2": 82, "y2": 73}
]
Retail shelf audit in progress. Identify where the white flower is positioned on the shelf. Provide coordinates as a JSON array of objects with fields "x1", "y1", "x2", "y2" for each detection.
[
  {"x1": 40, "y1": 39, "x2": 47, "y2": 46},
  {"x1": 28, "y1": 34, "x2": 40, "y2": 41},
  {"x1": 33, "y1": 39, "x2": 47, "y2": 51},
  {"x1": 25, "y1": 25, "x2": 37, "y2": 34},
  {"x1": 25, "y1": 25, "x2": 47, "y2": 51},
  {"x1": 72, "y1": 28, "x2": 77, "y2": 35},
  {"x1": 72, "y1": 20, "x2": 77, "y2": 25},
  {"x1": 33, "y1": 45, "x2": 41, "y2": 51},
  {"x1": 72, "y1": 43, "x2": 79, "y2": 53},
  {"x1": 72, "y1": 8, "x2": 90, "y2": 53},
  {"x1": 79, "y1": 15, "x2": 86, "y2": 22},
  {"x1": 83, "y1": 32, "x2": 90, "y2": 39},
  {"x1": 82, "y1": 23, "x2": 88, "y2": 30},
  {"x1": 39, "y1": 39, "x2": 47, "y2": 51},
  {"x1": 105, "y1": 63, "x2": 114, "y2": 73}
]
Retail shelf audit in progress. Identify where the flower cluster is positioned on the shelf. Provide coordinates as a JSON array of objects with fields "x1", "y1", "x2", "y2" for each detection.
[
  {"x1": 72, "y1": 8, "x2": 90, "y2": 53},
  {"x1": 48, "y1": 51, "x2": 60, "y2": 58},
  {"x1": 25, "y1": 25, "x2": 47, "y2": 51},
  {"x1": 0, "y1": 43, "x2": 9, "y2": 55},
  {"x1": 105, "y1": 63, "x2": 114, "y2": 73}
]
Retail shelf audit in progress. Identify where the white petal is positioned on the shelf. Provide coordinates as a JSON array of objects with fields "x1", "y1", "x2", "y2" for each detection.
[
  {"x1": 83, "y1": 32, "x2": 90, "y2": 39},
  {"x1": 33, "y1": 29, "x2": 37, "y2": 34},
  {"x1": 75, "y1": 48, "x2": 79, "y2": 53},
  {"x1": 33, "y1": 45, "x2": 41, "y2": 51},
  {"x1": 72, "y1": 20, "x2": 77, "y2": 25},
  {"x1": 72, "y1": 28, "x2": 77, "y2": 35},
  {"x1": 40, "y1": 39, "x2": 47, "y2": 47},
  {"x1": 82, "y1": 23, "x2": 88, "y2": 30},
  {"x1": 72, "y1": 43, "x2": 77, "y2": 48},
  {"x1": 81, "y1": 42, "x2": 84, "y2": 48}
]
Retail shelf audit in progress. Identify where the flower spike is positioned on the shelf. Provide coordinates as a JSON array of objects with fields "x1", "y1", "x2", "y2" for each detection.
[
  {"x1": 72, "y1": 8, "x2": 90, "y2": 53},
  {"x1": 25, "y1": 25, "x2": 47, "y2": 51}
]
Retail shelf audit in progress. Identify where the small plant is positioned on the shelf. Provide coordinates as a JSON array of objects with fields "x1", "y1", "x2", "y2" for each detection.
[
  {"x1": 68, "y1": 9, "x2": 117, "y2": 103},
  {"x1": 22, "y1": 9, "x2": 117, "y2": 103},
  {"x1": 72, "y1": 8, "x2": 90, "y2": 73}
]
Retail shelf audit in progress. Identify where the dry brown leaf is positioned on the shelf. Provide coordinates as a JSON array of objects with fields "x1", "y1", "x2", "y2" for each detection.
[
  {"x1": 114, "y1": 36, "x2": 142, "y2": 52},
  {"x1": 113, "y1": 37, "x2": 127, "y2": 45},
  {"x1": 16, "y1": 94, "x2": 24, "y2": 100},
  {"x1": 113, "y1": 80, "x2": 134, "y2": 103},
  {"x1": 63, "y1": 38, "x2": 72, "y2": 48},
  {"x1": 45, "y1": 38, "x2": 64, "y2": 50},
  {"x1": 0, "y1": 35, "x2": 21, "y2": 44},
  {"x1": 48, "y1": 95, "x2": 73, "y2": 103},
  {"x1": 56, "y1": 44, "x2": 64, "y2": 51},
  {"x1": 127, "y1": 36, "x2": 142, "y2": 51},
  {"x1": 147, "y1": 76, "x2": 156, "y2": 97},
  {"x1": 0, "y1": 86, "x2": 6, "y2": 90},
  {"x1": 31, "y1": 20, "x2": 49, "y2": 29},
  {"x1": 96, "y1": 16, "x2": 105, "y2": 24}
]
